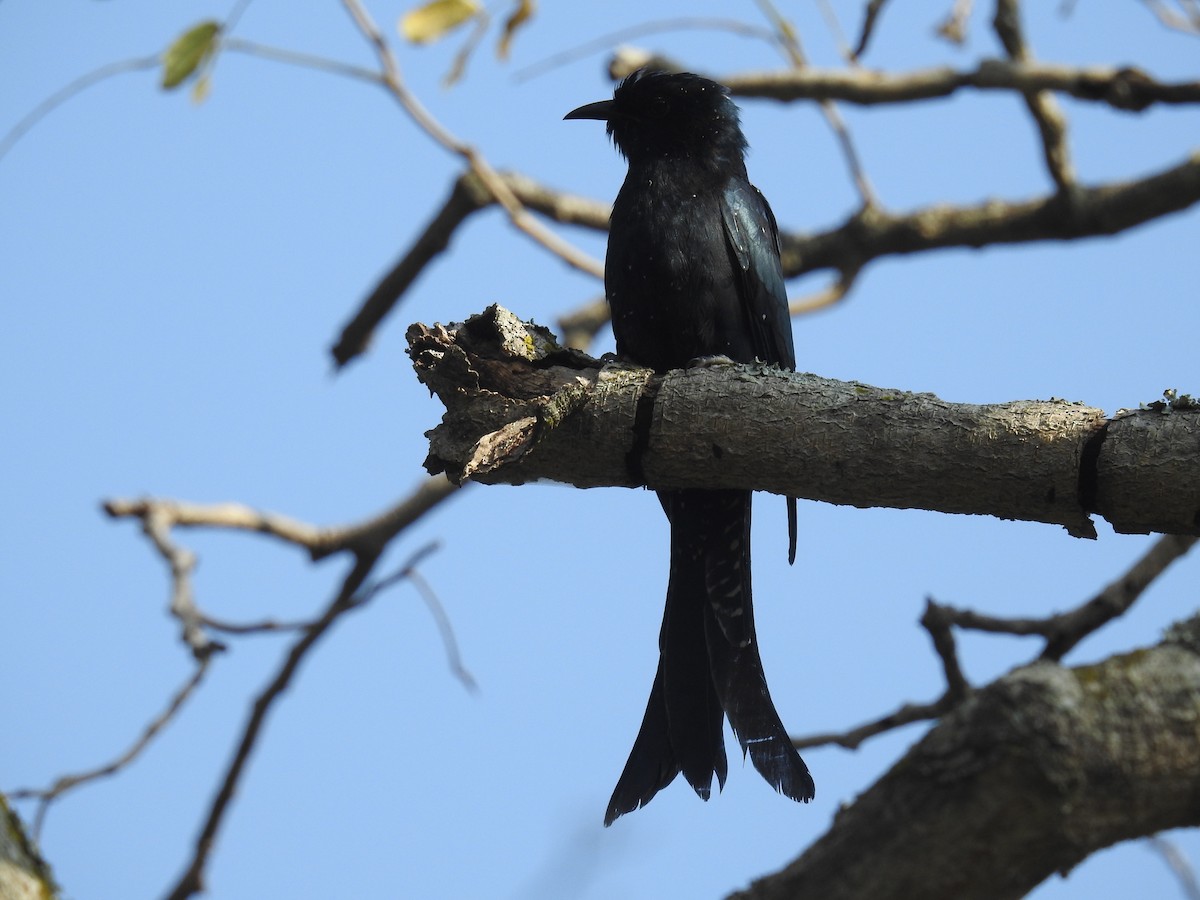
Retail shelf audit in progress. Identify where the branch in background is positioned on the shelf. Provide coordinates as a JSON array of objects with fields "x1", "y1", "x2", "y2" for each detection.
[
  {"x1": 352, "y1": 542, "x2": 477, "y2": 691},
  {"x1": 104, "y1": 475, "x2": 459, "y2": 567},
  {"x1": 788, "y1": 264, "x2": 860, "y2": 315},
  {"x1": 785, "y1": 150, "x2": 1200, "y2": 277},
  {"x1": 343, "y1": 137, "x2": 1199, "y2": 364},
  {"x1": 738, "y1": 615, "x2": 1200, "y2": 900},
  {"x1": 615, "y1": 29, "x2": 883, "y2": 208},
  {"x1": 331, "y1": 170, "x2": 608, "y2": 367},
  {"x1": 162, "y1": 554, "x2": 376, "y2": 900},
  {"x1": 794, "y1": 599, "x2": 970, "y2": 750},
  {"x1": 934, "y1": 0, "x2": 975, "y2": 45},
  {"x1": 852, "y1": 0, "x2": 892, "y2": 58},
  {"x1": 0, "y1": 55, "x2": 161, "y2": 162},
  {"x1": 338, "y1": 0, "x2": 601, "y2": 327},
  {"x1": 10, "y1": 660, "x2": 211, "y2": 840},
  {"x1": 722, "y1": 59, "x2": 1200, "y2": 110},
  {"x1": 87, "y1": 480, "x2": 468, "y2": 896},
  {"x1": 161, "y1": 536, "x2": 458, "y2": 900},
  {"x1": 1148, "y1": 835, "x2": 1200, "y2": 900},
  {"x1": 792, "y1": 534, "x2": 1198, "y2": 752},
  {"x1": 1140, "y1": 0, "x2": 1200, "y2": 36},
  {"x1": 993, "y1": 0, "x2": 1076, "y2": 192},
  {"x1": 928, "y1": 534, "x2": 1200, "y2": 660},
  {"x1": 556, "y1": 296, "x2": 610, "y2": 351}
]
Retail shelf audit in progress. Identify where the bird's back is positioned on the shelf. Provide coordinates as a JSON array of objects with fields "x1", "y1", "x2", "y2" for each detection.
[{"x1": 606, "y1": 159, "x2": 792, "y2": 372}]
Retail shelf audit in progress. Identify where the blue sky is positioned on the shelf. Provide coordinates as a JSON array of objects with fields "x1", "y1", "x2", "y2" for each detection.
[{"x1": 2, "y1": 2, "x2": 1198, "y2": 899}]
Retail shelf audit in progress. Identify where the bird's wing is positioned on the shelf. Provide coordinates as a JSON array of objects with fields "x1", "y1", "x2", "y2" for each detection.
[
  {"x1": 722, "y1": 180, "x2": 799, "y2": 563},
  {"x1": 720, "y1": 180, "x2": 796, "y2": 371}
]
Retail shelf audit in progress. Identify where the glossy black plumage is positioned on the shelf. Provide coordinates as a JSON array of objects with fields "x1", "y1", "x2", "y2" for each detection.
[{"x1": 566, "y1": 68, "x2": 814, "y2": 824}]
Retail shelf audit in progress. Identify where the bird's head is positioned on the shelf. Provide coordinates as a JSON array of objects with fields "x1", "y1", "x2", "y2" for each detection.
[{"x1": 565, "y1": 68, "x2": 747, "y2": 170}]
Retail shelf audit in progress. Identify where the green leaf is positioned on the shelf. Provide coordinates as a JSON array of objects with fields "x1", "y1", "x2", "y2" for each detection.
[
  {"x1": 400, "y1": 0, "x2": 481, "y2": 45},
  {"x1": 162, "y1": 20, "x2": 221, "y2": 90}
]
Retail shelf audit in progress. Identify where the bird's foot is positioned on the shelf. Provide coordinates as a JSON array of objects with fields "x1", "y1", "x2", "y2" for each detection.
[{"x1": 686, "y1": 354, "x2": 737, "y2": 368}]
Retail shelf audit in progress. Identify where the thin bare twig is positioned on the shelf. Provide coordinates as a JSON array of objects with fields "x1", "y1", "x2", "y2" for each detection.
[
  {"x1": 162, "y1": 538, "x2": 456, "y2": 899},
  {"x1": 513, "y1": 17, "x2": 781, "y2": 82},
  {"x1": 338, "y1": 0, "x2": 602, "y2": 283},
  {"x1": 104, "y1": 475, "x2": 461, "y2": 563},
  {"x1": 331, "y1": 171, "x2": 610, "y2": 367},
  {"x1": 813, "y1": 0, "x2": 857, "y2": 65},
  {"x1": 754, "y1": 0, "x2": 879, "y2": 208},
  {"x1": 1141, "y1": 0, "x2": 1200, "y2": 36},
  {"x1": 162, "y1": 552, "x2": 380, "y2": 900},
  {"x1": 935, "y1": 0, "x2": 976, "y2": 44},
  {"x1": 223, "y1": 37, "x2": 382, "y2": 82},
  {"x1": 1148, "y1": 835, "x2": 1200, "y2": 900},
  {"x1": 793, "y1": 600, "x2": 973, "y2": 750},
  {"x1": 793, "y1": 534, "x2": 1198, "y2": 751},
  {"x1": 103, "y1": 487, "x2": 462, "y2": 899},
  {"x1": 853, "y1": 0, "x2": 894, "y2": 59},
  {"x1": 1039, "y1": 533, "x2": 1199, "y2": 660},
  {"x1": 788, "y1": 265, "x2": 860, "y2": 315},
  {"x1": 356, "y1": 544, "x2": 477, "y2": 691},
  {"x1": 925, "y1": 534, "x2": 1198, "y2": 660},
  {"x1": 793, "y1": 698, "x2": 952, "y2": 750},
  {"x1": 993, "y1": 0, "x2": 1076, "y2": 192},
  {"x1": 137, "y1": 503, "x2": 225, "y2": 660},
  {"x1": 920, "y1": 600, "x2": 970, "y2": 701},
  {"x1": 199, "y1": 614, "x2": 311, "y2": 634},
  {"x1": 0, "y1": 54, "x2": 161, "y2": 162},
  {"x1": 11, "y1": 660, "x2": 212, "y2": 840}
]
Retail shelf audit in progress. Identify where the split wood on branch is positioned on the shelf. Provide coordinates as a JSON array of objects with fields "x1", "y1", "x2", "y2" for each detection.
[
  {"x1": 408, "y1": 305, "x2": 1200, "y2": 540},
  {"x1": 731, "y1": 613, "x2": 1200, "y2": 900}
]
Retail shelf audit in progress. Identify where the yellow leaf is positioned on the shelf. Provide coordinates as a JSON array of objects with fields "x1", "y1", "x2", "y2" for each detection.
[
  {"x1": 400, "y1": 0, "x2": 481, "y2": 45},
  {"x1": 497, "y1": 0, "x2": 535, "y2": 60},
  {"x1": 191, "y1": 73, "x2": 212, "y2": 104},
  {"x1": 162, "y1": 20, "x2": 221, "y2": 89}
]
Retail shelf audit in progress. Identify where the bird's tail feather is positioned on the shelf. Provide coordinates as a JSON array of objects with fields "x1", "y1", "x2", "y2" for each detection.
[
  {"x1": 604, "y1": 492, "x2": 728, "y2": 826},
  {"x1": 604, "y1": 490, "x2": 811, "y2": 825},
  {"x1": 700, "y1": 490, "x2": 815, "y2": 804}
]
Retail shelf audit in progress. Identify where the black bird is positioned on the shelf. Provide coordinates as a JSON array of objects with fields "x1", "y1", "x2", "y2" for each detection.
[{"x1": 565, "y1": 68, "x2": 814, "y2": 825}]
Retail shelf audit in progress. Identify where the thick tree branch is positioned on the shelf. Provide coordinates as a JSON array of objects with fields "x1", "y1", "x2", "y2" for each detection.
[
  {"x1": 784, "y1": 150, "x2": 1200, "y2": 277},
  {"x1": 731, "y1": 614, "x2": 1200, "y2": 900},
  {"x1": 406, "y1": 306, "x2": 1200, "y2": 539}
]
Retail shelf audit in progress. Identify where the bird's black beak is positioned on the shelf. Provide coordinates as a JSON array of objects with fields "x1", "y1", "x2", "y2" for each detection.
[{"x1": 564, "y1": 99, "x2": 614, "y2": 121}]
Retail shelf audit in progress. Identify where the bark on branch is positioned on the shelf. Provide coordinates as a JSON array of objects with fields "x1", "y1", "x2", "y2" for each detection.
[
  {"x1": 407, "y1": 306, "x2": 1200, "y2": 539},
  {"x1": 730, "y1": 614, "x2": 1200, "y2": 900}
]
